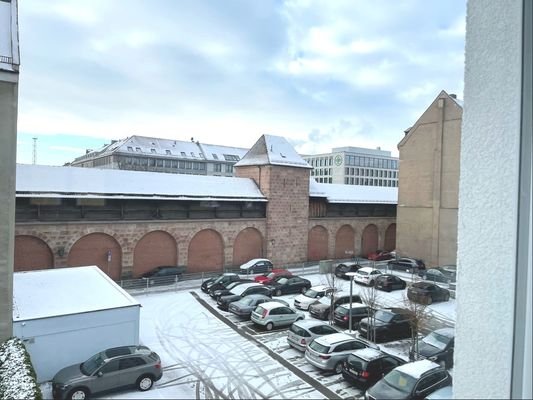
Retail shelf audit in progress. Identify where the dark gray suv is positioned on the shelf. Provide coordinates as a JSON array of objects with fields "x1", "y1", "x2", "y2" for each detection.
[{"x1": 52, "y1": 345, "x2": 163, "y2": 400}]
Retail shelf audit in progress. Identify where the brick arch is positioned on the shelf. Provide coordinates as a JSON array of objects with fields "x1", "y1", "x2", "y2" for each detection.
[
  {"x1": 67, "y1": 233, "x2": 122, "y2": 280},
  {"x1": 188, "y1": 229, "x2": 224, "y2": 273},
  {"x1": 384, "y1": 223, "x2": 397, "y2": 251},
  {"x1": 14, "y1": 235, "x2": 54, "y2": 272},
  {"x1": 308, "y1": 225, "x2": 328, "y2": 261},
  {"x1": 133, "y1": 230, "x2": 177, "y2": 277},
  {"x1": 361, "y1": 224, "x2": 379, "y2": 257},
  {"x1": 334, "y1": 225, "x2": 355, "y2": 259},
  {"x1": 233, "y1": 227, "x2": 263, "y2": 267}
]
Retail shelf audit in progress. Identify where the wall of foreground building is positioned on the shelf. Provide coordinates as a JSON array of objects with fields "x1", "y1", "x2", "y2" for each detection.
[{"x1": 454, "y1": 0, "x2": 531, "y2": 398}]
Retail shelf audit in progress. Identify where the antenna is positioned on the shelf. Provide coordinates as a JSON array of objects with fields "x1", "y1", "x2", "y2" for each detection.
[{"x1": 32, "y1": 137, "x2": 37, "y2": 164}]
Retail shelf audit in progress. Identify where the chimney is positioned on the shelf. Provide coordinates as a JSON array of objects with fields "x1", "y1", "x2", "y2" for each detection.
[{"x1": 450, "y1": 93, "x2": 457, "y2": 99}]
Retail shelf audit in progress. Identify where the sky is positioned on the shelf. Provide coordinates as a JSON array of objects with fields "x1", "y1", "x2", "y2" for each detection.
[{"x1": 15, "y1": 0, "x2": 466, "y2": 166}]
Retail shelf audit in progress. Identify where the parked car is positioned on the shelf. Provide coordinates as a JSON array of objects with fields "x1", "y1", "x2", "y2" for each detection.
[
  {"x1": 334, "y1": 262, "x2": 362, "y2": 279},
  {"x1": 267, "y1": 276, "x2": 312, "y2": 296},
  {"x1": 341, "y1": 347, "x2": 406, "y2": 389},
  {"x1": 210, "y1": 279, "x2": 254, "y2": 299},
  {"x1": 254, "y1": 269, "x2": 293, "y2": 285},
  {"x1": 375, "y1": 274, "x2": 407, "y2": 292},
  {"x1": 217, "y1": 283, "x2": 272, "y2": 310},
  {"x1": 416, "y1": 328, "x2": 455, "y2": 369},
  {"x1": 251, "y1": 301, "x2": 304, "y2": 331},
  {"x1": 358, "y1": 308, "x2": 412, "y2": 342},
  {"x1": 293, "y1": 285, "x2": 334, "y2": 310},
  {"x1": 228, "y1": 295, "x2": 288, "y2": 319},
  {"x1": 419, "y1": 267, "x2": 456, "y2": 284},
  {"x1": 287, "y1": 319, "x2": 339, "y2": 351},
  {"x1": 140, "y1": 266, "x2": 185, "y2": 286},
  {"x1": 424, "y1": 385, "x2": 453, "y2": 399},
  {"x1": 407, "y1": 282, "x2": 450, "y2": 305},
  {"x1": 387, "y1": 257, "x2": 426, "y2": 273},
  {"x1": 309, "y1": 291, "x2": 361, "y2": 321},
  {"x1": 353, "y1": 267, "x2": 383, "y2": 286},
  {"x1": 333, "y1": 303, "x2": 371, "y2": 330},
  {"x1": 239, "y1": 258, "x2": 273, "y2": 274},
  {"x1": 52, "y1": 345, "x2": 162, "y2": 400},
  {"x1": 367, "y1": 250, "x2": 394, "y2": 261},
  {"x1": 365, "y1": 359, "x2": 452, "y2": 400},
  {"x1": 201, "y1": 273, "x2": 240, "y2": 293},
  {"x1": 305, "y1": 332, "x2": 378, "y2": 374}
]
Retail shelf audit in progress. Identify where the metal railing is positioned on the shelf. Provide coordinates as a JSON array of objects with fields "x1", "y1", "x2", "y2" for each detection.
[{"x1": 0, "y1": 55, "x2": 13, "y2": 64}]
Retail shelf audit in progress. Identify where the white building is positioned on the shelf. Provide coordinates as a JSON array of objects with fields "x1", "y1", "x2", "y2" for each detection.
[{"x1": 302, "y1": 146, "x2": 399, "y2": 187}]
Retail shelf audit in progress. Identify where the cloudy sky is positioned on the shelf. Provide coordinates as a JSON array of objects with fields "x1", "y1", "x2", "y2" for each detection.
[{"x1": 16, "y1": 0, "x2": 466, "y2": 165}]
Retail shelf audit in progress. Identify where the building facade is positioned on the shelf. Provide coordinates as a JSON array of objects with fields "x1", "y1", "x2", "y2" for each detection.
[
  {"x1": 395, "y1": 90, "x2": 462, "y2": 267},
  {"x1": 15, "y1": 135, "x2": 397, "y2": 279},
  {"x1": 0, "y1": 0, "x2": 19, "y2": 342},
  {"x1": 69, "y1": 135, "x2": 248, "y2": 177},
  {"x1": 302, "y1": 146, "x2": 399, "y2": 187}
]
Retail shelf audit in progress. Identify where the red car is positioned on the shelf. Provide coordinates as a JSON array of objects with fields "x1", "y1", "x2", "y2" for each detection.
[
  {"x1": 254, "y1": 269, "x2": 292, "y2": 285},
  {"x1": 367, "y1": 250, "x2": 394, "y2": 261}
]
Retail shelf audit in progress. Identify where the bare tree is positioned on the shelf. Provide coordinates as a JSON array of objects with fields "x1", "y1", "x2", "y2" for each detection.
[
  {"x1": 402, "y1": 293, "x2": 429, "y2": 361},
  {"x1": 359, "y1": 284, "x2": 380, "y2": 341},
  {"x1": 322, "y1": 263, "x2": 343, "y2": 325}
]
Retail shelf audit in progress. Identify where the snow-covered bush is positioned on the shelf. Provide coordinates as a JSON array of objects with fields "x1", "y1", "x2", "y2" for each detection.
[{"x1": 0, "y1": 337, "x2": 42, "y2": 400}]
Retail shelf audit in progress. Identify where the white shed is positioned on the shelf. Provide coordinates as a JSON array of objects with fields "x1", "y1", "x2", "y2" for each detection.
[{"x1": 13, "y1": 266, "x2": 141, "y2": 382}]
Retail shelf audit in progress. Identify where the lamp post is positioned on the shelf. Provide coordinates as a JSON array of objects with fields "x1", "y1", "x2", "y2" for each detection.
[{"x1": 345, "y1": 271, "x2": 358, "y2": 334}]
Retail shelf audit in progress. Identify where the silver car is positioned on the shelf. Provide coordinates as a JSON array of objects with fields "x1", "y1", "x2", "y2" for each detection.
[
  {"x1": 304, "y1": 332, "x2": 378, "y2": 374},
  {"x1": 52, "y1": 345, "x2": 162, "y2": 400},
  {"x1": 251, "y1": 301, "x2": 304, "y2": 331},
  {"x1": 287, "y1": 319, "x2": 339, "y2": 351},
  {"x1": 228, "y1": 294, "x2": 288, "y2": 319}
]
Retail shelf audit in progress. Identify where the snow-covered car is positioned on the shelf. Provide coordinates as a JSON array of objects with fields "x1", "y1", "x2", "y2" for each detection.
[
  {"x1": 287, "y1": 319, "x2": 339, "y2": 351},
  {"x1": 239, "y1": 258, "x2": 273, "y2": 274},
  {"x1": 293, "y1": 285, "x2": 334, "y2": 310},
  {"x1": 308, "y1": 291, "x2": 361, "y2": 320},
  {"x1": 353, "y1": 267, "x2": 382, "y2": 286},
  {"x1": 251, "y1": 301, "x2": 304, "y2": 331}
]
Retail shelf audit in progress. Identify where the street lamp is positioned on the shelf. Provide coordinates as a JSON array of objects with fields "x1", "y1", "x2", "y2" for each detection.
[{"x1": 345, "y1": 271, "x2": 358, "y2": 334}]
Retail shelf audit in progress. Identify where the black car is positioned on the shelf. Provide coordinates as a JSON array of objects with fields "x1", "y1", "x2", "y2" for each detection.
[
  {"x1": 333, "y1": 303, "x2": 370, "y2": 329},
  {"x1": 335, "y1": 262, "x2": 362, "y2": 279},
  {"x1": 201, "y1": 273, "x2": 240, "y2": 293},
  {"x1": 419, "y1": 267, "x2": 456, "y2": 284},
  {"x1": 207, "y1": 274, "x2": 249, "y2": 297},
  {"x1": 141, "y1": 266, "x2": 185, "y2": 286},
  {"x1": 309, "y1": 292, "x2": 361, "y2": 320},
  {"x1": 387, "y1": 257, "x2": 426, "y2": 273},
  {"x1": 342, "y1": 348, "x2": 405, "y2": 389},
  {"x1": 407, "y1": 282, "x2": 450, "y2": 305},
  {"x1": 268, "y1": 276, "x2": 311, "y2": 296},
  {"x1": 217, "y1": 283, "x2": 272, "y2": 310},
  {"x1": 375, "y1": 274, "x2": 407, "y2": 292},
  {"x1": 366, "y1": 359, "x2": 452, "y2": 400},
  {"x1": 358, "y1": 308, "x2": 412, "y2": 343},
  {"x1": 210, "y1": 279, "x2": 253, "y2": 299},
  {"x1": 416, "y1": 328, "x2": 454, "y2": 369}
]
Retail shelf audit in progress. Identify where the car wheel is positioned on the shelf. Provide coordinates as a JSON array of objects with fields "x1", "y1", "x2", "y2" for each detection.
[
  {"x1": 276, "y1": 289, "x2": 282, "y2": 296},
  {"x1": 265, "y1": 322, "x2": 274, "y2": 331},
  {"x1": 301, "y1": 286, "x2": 307, "y2": 294},
  {"x1": 137, "y1": 374, "x2": 154, "y2": 391},
  {"x1": 69, "y1": 388, "x2": 88, "y2": 400},
  {"x1": 334, "y1": 362, "x2": 343, "y2": 374}
]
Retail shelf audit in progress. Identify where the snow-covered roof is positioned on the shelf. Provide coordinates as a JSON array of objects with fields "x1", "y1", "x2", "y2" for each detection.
[
  {"x1": 395, "y1": 359, "x2": 440, "y2": 379},
  {"x1": 309, "y1": 179, "x2": 398, "y2": 204},
  {"x1": 16, "y1": 164, "x2": 267, "y2": 202},
  {"x1": 235, "y1": 135, "x2": 312, "y2": 169},
  {"x1": 351, "y1": 347, "x2": 384, "y2": 362},
  {"x1": 13, "y1": 266, "x2": 140, "y2": 321},
  {"x1": 0, "y1": 0, "x2": 19, "y2": 73}
]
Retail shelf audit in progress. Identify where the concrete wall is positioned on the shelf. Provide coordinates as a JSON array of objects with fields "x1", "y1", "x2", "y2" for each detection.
[{"x1": 454, "y1": 0, "x2": 524, "y2": 398}]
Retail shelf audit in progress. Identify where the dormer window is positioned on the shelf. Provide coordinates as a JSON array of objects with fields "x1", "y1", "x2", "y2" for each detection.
[
  {"x1": 150, "y1": 149, "x2": 156, "y2": 153},
  {"x1": 135, "y1": 147, "x2": 141, "y2": 152},
  {"x1": 181, "y1": 152, "x2": 186, "y2": 157},
  {"x1": 127, "y1": 146, "x2": 133, "y2": 152},
  {"x1": 166, "y1": 150, "x2": 171, "y2": 155},
  {"x1": 212, "y1": 154, "x2": 218, "y2": 160}
]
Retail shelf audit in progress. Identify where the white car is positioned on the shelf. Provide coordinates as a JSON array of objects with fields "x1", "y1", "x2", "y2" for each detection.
[
  {"x1": 353, "y1": 267, "x2": 382, "y2": 286},
  {"x1": 293, "y1": 285, "x2": 334, "y2": 310},
  {"x1": 251, "y1": 301, "x2": 304, "y2": 331},
  {"x1": 239, "y1": 258, "x2": 273, "y2": 274}
]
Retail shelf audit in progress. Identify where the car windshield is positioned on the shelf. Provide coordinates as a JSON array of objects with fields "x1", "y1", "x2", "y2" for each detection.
[
  {"x1": 335, "y1": 306, "x2": 348, "y2": 316},
  {"x1": 226, "y1": 281, "x2": 241, "y2": 290},
  {"x1": 240, "y1": 297, "x2": 255, "y2": 306},
  {"x1": 374, "y1": 310, "x2": 395, "y2": 323},
  {"x1": 347, "y1": 355, "x2": 367, "y2": 370},
  {"x1": 383, "y1": 370, "x2": 417, "y2": 393},
  {"x1": 357, "y1": 270, "x2": 369, "y2": 276},
  {"x1": 265, "y1": 272, "x2": 276, "y2": 279},
  {"x1": 80, "y1": 352, "x2": 106, "y2": 375},
  {"x1": 318, "y1": 296, "x2": 331, "y2": 305},
  {"x1": 309, "y1": 340, "x2": 330, "y2": 354},
  {"x1": 212, "y1": 275, "x2": 226, "y2": 284},
  {"x1": 276, "y1": 277, "x2": 288, "y2": 285},
  {"x1": 255, "y1": 306, "x2": 265, "y2": 315},
  {"x1": 232, "y1": 285, "x2": 252, "y2": 295},
  {"x1": 422, "y1": 331, "x2": 451, "y2": 351},
  {"x1": 303, "y1": 289, "x2": 321, "y2": 298}
]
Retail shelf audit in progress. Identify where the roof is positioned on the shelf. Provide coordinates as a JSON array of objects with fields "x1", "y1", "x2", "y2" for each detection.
[
  {"x1": 240, "y1": 258, "x2": 271, "y2": 268},
  {"x1": 351, "y1": 347, "x2": 384, "y2": 362},
  {"x1": 356, "y1": 267, "x2": 381, "y2": 273},
  {"x1": 260, "y1": 301, "x2": 293, "y2": 310},
  {"x1": 395, "y1": 359, "x2": 440, "y2": 379},
  {"x1": 293, "y1": 319, "x2": 331, "y2": 329},
  {"x1": 231, "y1": 282, "x2": 262, "y2": 295},
  {"x1": 315, "y1": 332, "x2": 354, "y2": 345},
  {"x1": 16, "y1": 164, "x2": 266, "y2": 202},
  {"x1": 309, "y1": 179, "x2": 398, "y2": 204},
  {"x1": 339, "y1": 302, "x2": 367, "y2": 309},
  {"x1": 432, "y1": 328, "x2": 455, "y2": 338},
  {"x1": 13, "y1": 266, "x2": 140, "y2": 321},
  {"x1": 235, "y1": 134, "x2": 312, "y2": 169}
]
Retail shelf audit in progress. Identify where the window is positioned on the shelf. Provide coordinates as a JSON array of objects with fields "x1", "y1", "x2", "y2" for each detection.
[
  {"x1": 135, "y1": 147, "x2": 141, "y2": 152},
  {"x1": 166, "y1": 150, "x2": 171, "y2": 155},
  {"x1": 212, "y1": 153, "x2": 218, "y2": 160},
  {"x1": 150, "y1": 148, "x2": 156, "y2": 153},
  {"x1": 186, "y1": 162, "x2": 192, "y2": 169},
  {"x1": 99, "y1": 360, "x2": 119, "y2": 374},
  {"x1": 178, "y1": 161, "x2": 185, "y2": 168},
  {"x1": 127, "y1": 146, "x2": 133, "y2": 152},
  {"x1": 214, "y1": 163, "x2": 222, "y2": 172},
  {"x1": 149, "y1": 159, "x2": 155, "y2": 167},
  {"x1": 223, "y1": 154, "x2": 240, "y2": 161},
  {"x1": 164, "y1": 160, "x2": 171, "y2": 168},
  {"x1": 225, "y1": 164, "x2": 233, "y2": 173},
  {"x1": 190, "y1": 152, "x2": 195, "y2": 157},
  {"x1": 156, "y1": 159, "x2": 163, "y2": 167},
  {"x1": 181, "y1": 151, "x2": 186, "y2": 157},
  {"x1": 193, "y1": 162, "x2": 200, "y2": 170},
  {"x1": 119, "y1": 357, "x2": 146, "y2": 370}
]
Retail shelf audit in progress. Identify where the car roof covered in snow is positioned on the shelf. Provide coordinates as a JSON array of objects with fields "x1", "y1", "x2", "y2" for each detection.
[
  {"x1": 350, "y1": 347, "x2": 385, "y2": 362},
  {"x1": 395, "y1": 359, "x2": 441, "y2": 379}
]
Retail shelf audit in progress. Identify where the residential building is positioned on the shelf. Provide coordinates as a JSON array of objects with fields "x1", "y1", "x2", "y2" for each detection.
[
  {"x1": 302, "y1": 147, "x2": 399, "y2": 187},
  {"x1": 395, "y1": 90, "x2": 463, "y2": 267},
  {"x1": 68, "y1": 135, "x2": 248, "y2": 177},
  {"x1": 0, "y1": 0, "x2": 19, "y2": 342},
  {"x1": 14, "y1": 135, "x2": 397, "y2": 279}
]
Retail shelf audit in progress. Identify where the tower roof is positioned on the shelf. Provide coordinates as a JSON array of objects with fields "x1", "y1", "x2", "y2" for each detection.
[{"x1": 234, "y1": 135, "x2": 312, "y2": 169}]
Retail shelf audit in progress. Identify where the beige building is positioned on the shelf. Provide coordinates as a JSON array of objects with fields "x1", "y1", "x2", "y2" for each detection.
[{"x1": 396, "y1": 90, "x2": 462, "y2": 267}]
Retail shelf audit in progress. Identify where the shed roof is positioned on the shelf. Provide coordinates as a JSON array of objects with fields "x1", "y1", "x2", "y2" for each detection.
[
  {"x1": 16, "y1": 164, "x2": 267, "y2": 202},
  {"x1": 13, "y1": 266, "x2": 140, "y2": 322},
  {"x1": 309, "y1": 179, "x2": 398, "y2": 204}
]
